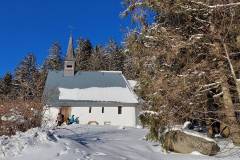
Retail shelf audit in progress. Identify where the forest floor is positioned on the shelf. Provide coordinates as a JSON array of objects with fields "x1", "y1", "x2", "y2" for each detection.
[{"x1": 1, "y1": 124, "x2": 240, "y2": 160}]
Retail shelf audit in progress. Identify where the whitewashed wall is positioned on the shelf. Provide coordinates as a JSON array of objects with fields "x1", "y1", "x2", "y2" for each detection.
[
  {"x1": 45, "y1": 107, "x2": 59, "y2": 121},
  {"x1": 49, "y1": 106, "x2": 137, "y2": 127}
]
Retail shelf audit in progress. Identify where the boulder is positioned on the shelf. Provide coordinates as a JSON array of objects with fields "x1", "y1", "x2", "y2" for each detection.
[
  {"x1": 220, "y1": 124, "x2": 230, "y2": 138},
  {"x1": 161, "y1": 130, "x2": 220, "y2": 156}
]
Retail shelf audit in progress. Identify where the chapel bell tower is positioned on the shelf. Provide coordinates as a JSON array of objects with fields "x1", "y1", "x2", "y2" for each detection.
[{"x1": 64, "y1": 35, "x2": 75, "y2": 77}]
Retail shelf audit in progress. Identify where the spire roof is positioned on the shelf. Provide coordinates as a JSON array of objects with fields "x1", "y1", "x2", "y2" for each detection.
[{"x1": 66, "y1": 34, "x2": 74, "y2": 61}]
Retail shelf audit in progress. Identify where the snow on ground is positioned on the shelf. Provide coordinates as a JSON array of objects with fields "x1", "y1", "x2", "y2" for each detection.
[
  {"x1": 1, "y1": 125, "x2": 240, "y2": 160},
  {"x1": 0, "y1": 128, "x2": 52, "y2": 159},
  {"x1": 165, "y1": 124, "x2": 216, "y2": 142}
]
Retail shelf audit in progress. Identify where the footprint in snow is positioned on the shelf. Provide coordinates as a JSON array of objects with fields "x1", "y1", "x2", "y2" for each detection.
[
  {"x1": 64, "y1": 142, "x2": 70, "y2": 146},
  {"x1": 56, "y1": 146, "x2": 71, "y2": 156},
  {"x1": 57, "y1": 150, "x2": 68, "y2": 156},
  {"x1": 83, "y1": 154, "x2": 93, "y2": 160},
  {"x1": 91, "y1": 137, "x2": 101, "y2": 141},
  {"x1": 93, "y1": 152, "x2": 107, "y2": 156},
  {"x1": 120, "y1": 156, "x2": 128, "y2": 160},
  {"x1": 74, "y1": 148, "x2": 80, "y2": 153},
  {"x1": 64, "y1": 146, "x2": 71, "y2": 150}
]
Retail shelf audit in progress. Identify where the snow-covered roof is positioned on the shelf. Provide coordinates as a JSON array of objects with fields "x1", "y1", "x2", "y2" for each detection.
[
  {"x1": 127, "y1": 80, "x2": 137, "y2": 89},
  {"x1": 43, "y1": 71, "x2": 139, "y2": 107}
]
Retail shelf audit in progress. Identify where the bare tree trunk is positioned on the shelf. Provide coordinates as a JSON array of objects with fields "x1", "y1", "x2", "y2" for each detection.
[
  {"x1": 223, "y1": 43, "x2": 240, "y2": 100},
  {"x1": 222, "y1": 76, "x2": 240, "y2": 145}
]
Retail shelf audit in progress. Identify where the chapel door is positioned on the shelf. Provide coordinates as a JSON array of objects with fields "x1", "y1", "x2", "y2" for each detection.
[{"x1": 60, "y1": 107, "x2": 71, "y2": 122}]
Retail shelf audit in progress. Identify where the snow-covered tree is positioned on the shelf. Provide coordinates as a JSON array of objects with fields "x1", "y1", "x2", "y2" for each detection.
[
  {"x1": 15, "y1": 54, "x2": 41, "y2": 99},
  {"x1": 123, "y1": 0, "x2": 240, "y2": 145},
  {"x1": 43, "y1": 42, "x2": 63, "y2": 71},
  {"x1": 104, "y1": 39, "x2": 126, "y2": 71},
  {"x1": 75, "y1": 38, "x2": 93, "y2": 71},
  {"x1": 89, "y1": 45, "x2": 105, "y2": 71}
]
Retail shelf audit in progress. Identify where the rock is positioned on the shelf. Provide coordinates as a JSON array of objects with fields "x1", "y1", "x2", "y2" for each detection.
[
  {"x1": 220, "y1": 124, "x2": 230, "y2": 138},
  {"x1": 161, "y1": 130, "x2": 220, "y2": 156},
  {"x1": 207, "y1": 126, "x2": 214, "y2": 138},
  {"x1": 231, "y1": 132, "x2": 240, "y2": 146},
  {"x1": 182, "y1": 121, "x2": 191, "y2": 129}
]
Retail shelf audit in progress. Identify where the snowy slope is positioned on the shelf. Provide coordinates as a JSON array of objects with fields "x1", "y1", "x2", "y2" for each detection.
[{"x1": 1, "y1": 125, "x2": 240, "y2": 160}]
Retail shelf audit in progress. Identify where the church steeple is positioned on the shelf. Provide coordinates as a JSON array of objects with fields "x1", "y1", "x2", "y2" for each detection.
[
  {"x1": 66, "y1": 34, "x2": 74, "y2": 61},
  {"x1": 64, "y1": 35, "x2": 75, "y2": 77}
]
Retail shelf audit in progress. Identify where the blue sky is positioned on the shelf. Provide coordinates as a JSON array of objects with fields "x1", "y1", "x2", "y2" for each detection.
[{"x1": 0, "y1": 0, "x2": 131, "y2": 76}]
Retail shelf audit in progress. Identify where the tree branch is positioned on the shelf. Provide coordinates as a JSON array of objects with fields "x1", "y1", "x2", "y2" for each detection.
[{"x1": 190, "y1": 1, "x2": 240, "y2": 9}]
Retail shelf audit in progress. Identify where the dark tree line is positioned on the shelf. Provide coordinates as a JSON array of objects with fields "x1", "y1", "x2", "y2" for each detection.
[{"x1": 0, "y1": 37, "x2": 134, "y2": 100}]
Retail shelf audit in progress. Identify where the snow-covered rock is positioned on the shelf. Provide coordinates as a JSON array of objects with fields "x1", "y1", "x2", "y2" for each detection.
[
  {"x1": 183, "y1": 121, "x2": 192, "y2": 129},
  {"x1": 1, "y1": 111, "x2": 24, "y2": 122},
  {"x1": 162, "y1": 130, "x2": 220, "y2": 155}
]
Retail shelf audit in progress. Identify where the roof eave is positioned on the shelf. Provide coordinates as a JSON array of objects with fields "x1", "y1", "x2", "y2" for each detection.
[{"x1": 46, "y1": 100, "x2": 139, "y2": 107}]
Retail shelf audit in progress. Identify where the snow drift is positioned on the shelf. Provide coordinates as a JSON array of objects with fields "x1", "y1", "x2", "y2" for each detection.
[{"x1": 0, "y1": 128, "x2": 54, "y2": 159}]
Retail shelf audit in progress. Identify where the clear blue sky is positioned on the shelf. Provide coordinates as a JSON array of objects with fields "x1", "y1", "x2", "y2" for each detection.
[{"x1": 0, "y1": 0, "x2": 131, "y2": 76}]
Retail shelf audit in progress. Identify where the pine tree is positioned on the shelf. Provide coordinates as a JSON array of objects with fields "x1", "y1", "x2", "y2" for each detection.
[
  {"x1": 41, "y1": 42, "x2": 63, "y2": 92},
  {"x1": 101, "y1": 52, "x2": 112, "y2": 71},
  {"x1": 15, "y1": 53, "x2": 40, "y2": 99},
  {"x1": 105, "y1": 39, "x2": 125, "y2": 71},
  {"x1": 75, "y1": 38, "x2": 93, "y2": 71},
  {"x1": 43, "y1": 42, "x2": 63, "y2": 71},
  {"x1": 123, "y1": 54, "x2": 139, "y2": 79},
  {"x1": 3, "y1": 72, "x2": 12, "y2": 95},
  {"x1": 0, "y1": 72, "x2": 13, "y2": 96},
  {"x1": 89, "y1": 45, "x2": 105, "y2": 71}
]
